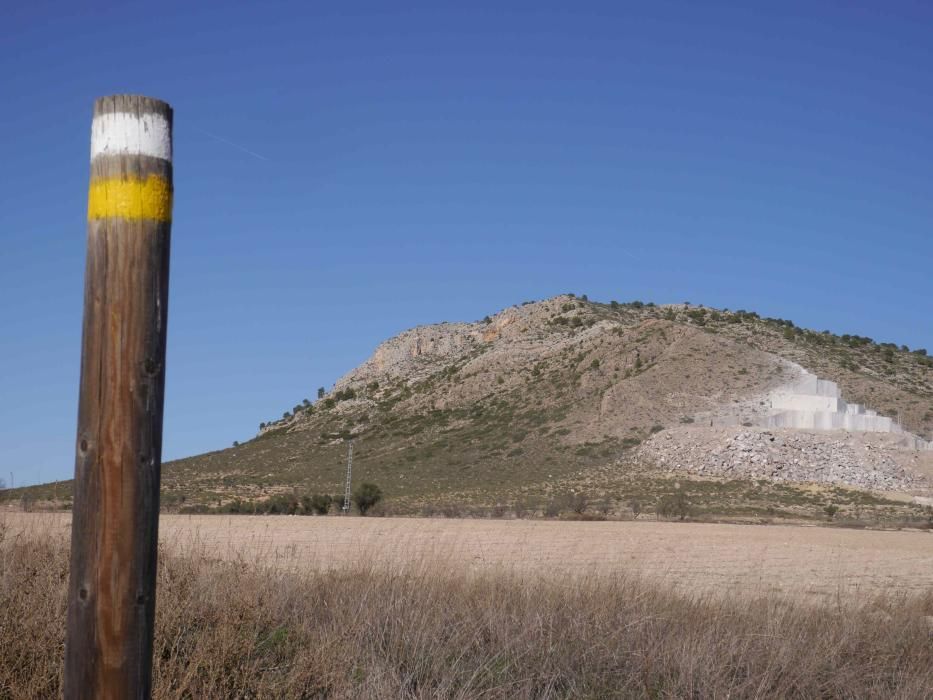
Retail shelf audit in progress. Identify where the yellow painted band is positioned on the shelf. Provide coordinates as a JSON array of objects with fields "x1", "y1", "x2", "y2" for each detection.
[{"x1": 87, "y1": 175, "x2": 172, "y2": 222}]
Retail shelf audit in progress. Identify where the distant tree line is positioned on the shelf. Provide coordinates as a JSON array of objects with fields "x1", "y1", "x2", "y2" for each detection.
[{"x1": 183, "y1": 482, "x2": 383, "y2": 517}]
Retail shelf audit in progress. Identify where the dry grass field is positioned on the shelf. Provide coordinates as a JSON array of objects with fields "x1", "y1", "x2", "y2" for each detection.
[
  {"x1": 5, "y1": 513, "x2": 932, "y2": 599},
  {"x1": 2, "y1": 514, "x2": 932, "y2": 698}
]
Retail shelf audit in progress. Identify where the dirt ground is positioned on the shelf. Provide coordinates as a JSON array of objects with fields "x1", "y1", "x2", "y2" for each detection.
[{"x1": 4, "y1": 513, "x2": 932, "y2": 601}]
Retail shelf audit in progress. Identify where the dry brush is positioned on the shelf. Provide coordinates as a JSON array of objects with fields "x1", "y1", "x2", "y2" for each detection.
[{"x1": 1, "y1": 523, "x2": 931, "y2": 698}]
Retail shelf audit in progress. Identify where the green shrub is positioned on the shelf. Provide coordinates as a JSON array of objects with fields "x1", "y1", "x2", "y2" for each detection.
[
  {"x1": 657, "y1": 493, "x2": 691, "y2": 521},
  {"x1": 686, "y1": 309, "x2": 707, "y2": 325},
  {"x1": 309, "y1": 493, "x2": 333, "y2": 515},
  {"x1": 353, "y1": 482, "x2": 383, "y2": 516}
]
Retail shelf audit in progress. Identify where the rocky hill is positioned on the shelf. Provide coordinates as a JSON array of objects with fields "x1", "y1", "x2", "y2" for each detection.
[
  {"x1": 11, "y1": 295, "x2": 931, "y2": 520},
  {"x1": 155, "y1": 295, "x2": 932, "y2": 517}
]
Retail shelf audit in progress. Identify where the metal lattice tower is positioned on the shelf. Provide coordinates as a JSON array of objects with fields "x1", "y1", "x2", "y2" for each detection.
[{"x1": 341, "y1": 441, "x2": 353, "y2": 513}]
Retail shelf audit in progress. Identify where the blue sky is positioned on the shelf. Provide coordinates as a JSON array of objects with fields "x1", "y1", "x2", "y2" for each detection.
[{"x1": 1, "y1": 1, "x2": 931, "y2": 486}]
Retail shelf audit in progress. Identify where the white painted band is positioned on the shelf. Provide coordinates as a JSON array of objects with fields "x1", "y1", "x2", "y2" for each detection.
[{"x1": 91, "y1": 111, "x2": 172, "y2": 162}]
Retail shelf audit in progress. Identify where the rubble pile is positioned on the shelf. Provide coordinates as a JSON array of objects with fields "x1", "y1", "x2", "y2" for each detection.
[{"x1": 639, "y1": 427, "x2": 924, "y2": 491}]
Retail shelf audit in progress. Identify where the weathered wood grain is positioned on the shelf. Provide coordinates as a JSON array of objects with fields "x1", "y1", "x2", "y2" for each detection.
[{"x1": 64, "y1": 95, "x2": 173, "y2": 700}]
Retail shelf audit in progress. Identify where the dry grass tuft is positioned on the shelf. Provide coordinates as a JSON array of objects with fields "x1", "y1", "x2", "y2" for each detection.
[{"x1": 1, "y1": 523, "x2": 931, "y2": 698}]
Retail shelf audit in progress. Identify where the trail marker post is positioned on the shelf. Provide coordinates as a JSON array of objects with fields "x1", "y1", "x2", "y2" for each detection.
[{"x1": 64, "y1": 95, "x2": 173, "y2": 699}]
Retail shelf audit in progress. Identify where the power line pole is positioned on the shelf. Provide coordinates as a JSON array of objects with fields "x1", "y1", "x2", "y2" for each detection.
[
  {"x1": 64, "y1": 95, "x2": 174, "y2": 700},
  {"x1": 342, "y1": 441, "x2": 353, "y2": 513}
]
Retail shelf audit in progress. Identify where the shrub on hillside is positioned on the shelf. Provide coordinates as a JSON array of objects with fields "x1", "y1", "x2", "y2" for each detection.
[
  {"x1": 544, "y1": 493, "x2": 588, "y2": 518},
  {"x1": 352, "y1": 482, "x2": 383, "y2": 516},
  {"x1": 570, "y1": 493, "x2": 588, "y2": 515},
  {"x1": 309, "y1": 494, "x2": 333, "y2": 515},
  {"x1": 657, "y1": 493, "x2": 691, "y2": 521}
]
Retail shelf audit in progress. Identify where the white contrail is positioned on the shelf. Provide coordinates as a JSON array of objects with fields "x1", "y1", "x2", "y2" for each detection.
[{"x1": 192, "y1": 126, "x2": 270, "y2": 161}]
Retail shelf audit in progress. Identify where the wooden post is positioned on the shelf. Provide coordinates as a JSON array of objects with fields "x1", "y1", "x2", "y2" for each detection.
[{"x1": 64, "y1": 95, "x2": 173, "y2": 700}]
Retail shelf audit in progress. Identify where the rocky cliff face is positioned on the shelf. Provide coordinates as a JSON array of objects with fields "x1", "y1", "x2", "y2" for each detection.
[
  {"x1": 277, "y1": 296, "x2": 798, "y2": 446},
  {"x1": 333, "y1": 299, "x2": 565, "y2": 389}
]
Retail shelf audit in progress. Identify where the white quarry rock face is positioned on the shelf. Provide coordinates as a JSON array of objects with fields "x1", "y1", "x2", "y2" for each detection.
[{"x1": 766, "y1": 366, "x2": 925, "y2": 445}]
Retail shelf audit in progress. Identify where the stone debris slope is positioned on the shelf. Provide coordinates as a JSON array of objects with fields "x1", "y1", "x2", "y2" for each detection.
[{"x1": 639, "y1": 426, "x2": 931, "y2": 492}]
